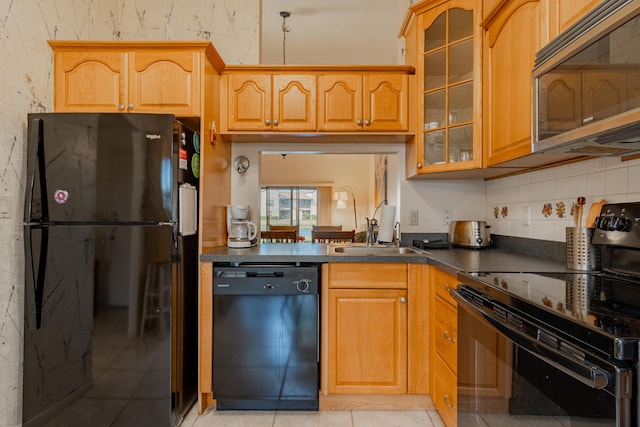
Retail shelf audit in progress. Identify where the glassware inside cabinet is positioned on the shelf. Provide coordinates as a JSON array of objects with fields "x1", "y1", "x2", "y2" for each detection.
[
  {"x1": 449, "y1": 125, "x2": 473, "y2": 163},
  {"x1": 424, "y1": 130, "x2": 446, "y2": 165},
  {"x1": 424, "y1": 90, "x2": 445, "y2": 130}
]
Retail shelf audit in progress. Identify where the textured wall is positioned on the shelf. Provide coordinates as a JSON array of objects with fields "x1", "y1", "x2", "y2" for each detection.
[{"x1": 0, "y1": 1, "x2": 258, "y2": 424}]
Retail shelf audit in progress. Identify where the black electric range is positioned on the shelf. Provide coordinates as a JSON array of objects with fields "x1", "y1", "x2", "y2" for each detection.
[
  {"x1": 454, "y1": 202, "x2": 640, "y2": 427},
  {"x1": 458, "y1": 202, "x2": 640, "y2": 362}
]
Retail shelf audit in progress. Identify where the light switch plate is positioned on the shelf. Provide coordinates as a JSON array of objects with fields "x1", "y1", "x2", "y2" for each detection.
[{"x1": 409, "y1": 210, "x2": 419, "y2": 225}]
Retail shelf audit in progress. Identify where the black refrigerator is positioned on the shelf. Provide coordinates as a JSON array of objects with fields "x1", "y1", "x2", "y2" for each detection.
[{"x1": 23, "y1": 113, "x2": 200, "y2": 426}]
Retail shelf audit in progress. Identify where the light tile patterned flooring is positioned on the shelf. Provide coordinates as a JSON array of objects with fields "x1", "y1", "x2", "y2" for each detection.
[{"x1": 181, "y1": 406, "x2": 445, "y2": 427}]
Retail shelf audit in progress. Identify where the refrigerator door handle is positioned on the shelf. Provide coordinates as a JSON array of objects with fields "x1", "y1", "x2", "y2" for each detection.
[
  {"x1": 24, "y1": 119, "x2": 40, "y2": 222},
  {"x1": 25, "y1": 226, "x2": 48, "y2": 330},
  {"x1": 25, "y1": 118, "x2": 50, "y2": 223},
  {"x1": 36, "y1": 119, "x2": 50, "y2": 222}
]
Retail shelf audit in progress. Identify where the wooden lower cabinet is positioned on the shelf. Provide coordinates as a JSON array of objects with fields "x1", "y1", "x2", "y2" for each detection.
[
  {"x1": 327, "y1": 287, "x2": 408, "y2": 394},
  {"x1": 430, "y1": 267, "x2": 458, "y2": 427},
  {"x1": 324, "y1": 263, "x2": 408, "y2": 394},
  {"x1": 322, "y1": 262, "x2": 429, "y2": 400}
]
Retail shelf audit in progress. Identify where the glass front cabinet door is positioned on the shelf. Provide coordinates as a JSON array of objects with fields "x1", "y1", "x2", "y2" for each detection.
[{"x1": 414, "y1": 1, "x2": 482, "y2": 174}]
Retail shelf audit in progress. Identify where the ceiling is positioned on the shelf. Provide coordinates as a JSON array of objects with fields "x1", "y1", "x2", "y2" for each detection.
[{"x1": 260, "y1": 0, "x2": 411, "y2": 65}]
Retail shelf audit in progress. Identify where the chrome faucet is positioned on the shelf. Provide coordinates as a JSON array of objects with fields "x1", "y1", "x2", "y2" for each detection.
[
  {"x1": 394, "y1": 221, "x2": 401, "y2": 247},
  {"x1": 365, "y1": 217, "x2": 378, "y2": 246}
]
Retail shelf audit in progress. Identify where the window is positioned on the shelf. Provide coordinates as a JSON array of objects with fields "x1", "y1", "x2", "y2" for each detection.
[{"x1": 260, "y1": 187, "x2": 318, "y2": 240}]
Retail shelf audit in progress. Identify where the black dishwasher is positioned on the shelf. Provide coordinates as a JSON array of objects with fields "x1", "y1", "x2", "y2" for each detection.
[{"x1": 212, "y1": 263, "x2": 319, "y2": 410}]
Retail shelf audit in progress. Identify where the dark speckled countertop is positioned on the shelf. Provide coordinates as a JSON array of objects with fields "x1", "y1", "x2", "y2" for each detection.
[{"x1": 200, "y1": 243, "x2": 570, "y2": 276}]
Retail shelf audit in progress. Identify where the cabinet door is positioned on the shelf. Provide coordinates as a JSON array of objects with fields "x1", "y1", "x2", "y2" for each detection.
[
  {"x1": 129, "y1": 50, "x2": 200, "y2": 115},
  {"x1": 272, "y1": 75, "x2": 317, "y2": 131},
  {"x1": 434, "y1": 355, "x2": 457, "y2": 427},
  {"x1": 318, "y1": 74, "x2": 363, "y2": 131},
  {"x1": 53, "y1": 51, "x2": 127, "y2": 112},
  {"x1": 364, "y1": 74, "x2": 408, "y2": 131},
  {"x1": 327, "y1": 288, "x2": 408, "y2": 394},
  {"x1": 484, "y1": 0, "x2": 544, "y2": 166},
  {"x1": 416, "y1": 1, "x2": 481, "y2": 174},
  {"x1": 227, "y1": 74, "x2": 272, "y2": 130}
]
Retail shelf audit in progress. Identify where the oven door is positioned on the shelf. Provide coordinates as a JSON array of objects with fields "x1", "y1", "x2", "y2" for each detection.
[{"x1": 451, "y1": 286, "x2": 634, "y2": 427}]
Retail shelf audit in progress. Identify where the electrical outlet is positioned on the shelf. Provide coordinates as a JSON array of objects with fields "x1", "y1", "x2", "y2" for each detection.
[
  {"x1": 443, "y1": 209, "x2": 452, "y2": 225},
  {"x1": 523, "y1": 205, "x2": 531, "y2": 226},
  {"x1": 410, "y1": 210, "x2": 419, "y2": 225}
]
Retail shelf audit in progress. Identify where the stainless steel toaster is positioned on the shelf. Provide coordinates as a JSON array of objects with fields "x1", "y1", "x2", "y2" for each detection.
[{"x1": 449, "y1": 220, "x2": 491, "y2": 248}]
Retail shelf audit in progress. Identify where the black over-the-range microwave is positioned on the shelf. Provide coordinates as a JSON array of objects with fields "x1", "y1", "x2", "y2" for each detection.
[{"x1": 532, "y1": 0, "x2": 640, "y2": 157}]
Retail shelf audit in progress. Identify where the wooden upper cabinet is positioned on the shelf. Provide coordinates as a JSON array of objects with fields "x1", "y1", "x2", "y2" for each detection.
[
  {"x1": 226, "y1": 73, "x2": 316, "y2": 131},
  {"x1": 53, "y1": 50, "x2": 126, "y2": 112},
  {"x1": 318, "y1": 73, "x2": 408, "y2": 131},
  {"x1": 318, "y1": 75, "x2": 363, "y2": 131},
  {"x1": 273, "y1": 75, "x2": 317, "y2": 131},
  {"x1": 226, "y1": 74, "x2": 271, "y2": 130},
  {"x1": 483, "y1": 0, "x2": 545, "y2": 166},
  {"x1": 404, "y1": 0, "x2": 482, "y2": 175},
  {"x1": 365, "y1": 74, "x2": 409, "y2": 131},
  {"x1": 129, "y1": 50, "x2": 200, "y2": 115},
  {"x1": 50, "y1": 42, "x2": 204, "y2": 115}
]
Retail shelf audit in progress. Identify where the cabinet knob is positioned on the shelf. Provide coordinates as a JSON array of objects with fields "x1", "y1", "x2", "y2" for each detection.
[
  {"x1": 364, "y1": 119, "x2": 371, "y2": 126},
  {"x1": 400, "y1": 296, "x2": 407, "y2": 304},
  {"x1": 273, "y1": 119, "x2": 279, "y2": 126},
  {"x1": 265, "y1": 119, "x2": 270, "y2": 126},
  {"x1": 443, "y1": 331, "x2": 456, "y2": 343},
  {"x1": 417, "y1": 163, "x2": 422, "y2": 169},
  {"x1": 128, "y1": 104, "x2": 134, "y2": 110},
  {"x1": 443, "y1": 283, "x2": 450, "y2": 291},
  {"x1": 444, "y1": 394, "x2": 456, "y2": 410},
  {"x1": 118, "y1": 104, "x2": 125, "y2": 111},
  {"x1": 356, "y1": 119, "x2": 362, "y2": 126}
]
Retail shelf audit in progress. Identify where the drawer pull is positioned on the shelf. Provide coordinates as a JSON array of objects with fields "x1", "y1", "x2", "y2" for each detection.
[
  {"x1": 443, "y1": 283, "x2": 450, "y2": 291},
  {"x1": 443, "y1": 331, "x2": 456, "y2": 343},
  {"x1": 444, "y1": 394, "x2": 456, "y2": 410}
]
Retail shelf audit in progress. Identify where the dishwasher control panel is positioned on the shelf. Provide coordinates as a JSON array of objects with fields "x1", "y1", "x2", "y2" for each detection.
[{"x1": 213, "y1": 265, "x2": 319, "y2": 295}]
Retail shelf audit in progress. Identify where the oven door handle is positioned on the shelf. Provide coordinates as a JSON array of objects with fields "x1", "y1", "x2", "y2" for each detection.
[{"x1": 450, "y1": 287, "x2": 621, "y2": 393}]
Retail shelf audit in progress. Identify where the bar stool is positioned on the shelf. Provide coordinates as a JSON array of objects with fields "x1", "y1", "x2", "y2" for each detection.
[{"x1": 139, "y1": 261, "x2": 170, "y2": 337}]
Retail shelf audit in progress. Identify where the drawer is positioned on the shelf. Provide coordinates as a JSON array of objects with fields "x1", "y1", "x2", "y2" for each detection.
[
  {"x1": 434, "y1": 295, "x2": 457, "y2": 373},
  {"x1": 433, "y1": 268, "x2": 457, "y2": 306},
  {"x1": 328, "y1": 263, "x2": 407, "y2": 289},
  {"x1": 434, "y1": 354, "x2": 457, "y2": 427}
]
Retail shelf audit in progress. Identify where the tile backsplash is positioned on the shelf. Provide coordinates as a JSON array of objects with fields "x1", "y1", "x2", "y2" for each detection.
[{"x1": 486, "y1": 157, "x2": 640, "y2": 242}]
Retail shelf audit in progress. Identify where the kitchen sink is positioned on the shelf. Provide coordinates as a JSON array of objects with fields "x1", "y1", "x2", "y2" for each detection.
[{"x1": 330, "y1": 244, "x2": 427, "y2": 255}]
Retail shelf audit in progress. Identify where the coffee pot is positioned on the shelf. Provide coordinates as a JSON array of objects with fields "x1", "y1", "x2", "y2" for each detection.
[
  {"x1": 227, "y1": 205, "x2": 258, "y2": 248},
  {"x1": 228, "y1": 220, "x2": 257, "y2": 243}
]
